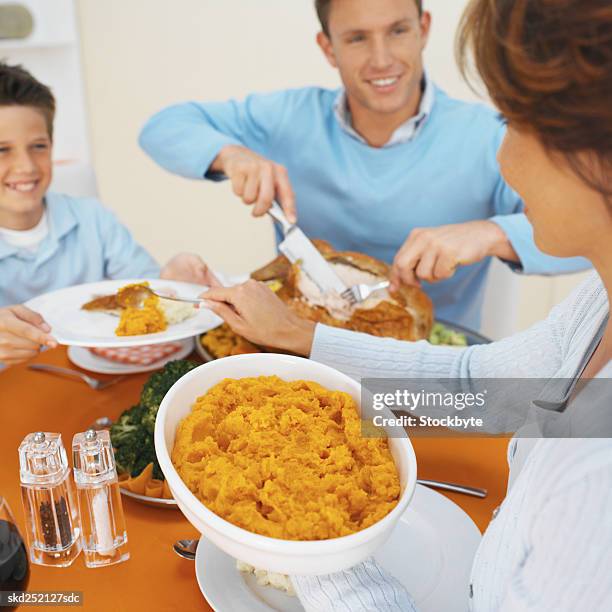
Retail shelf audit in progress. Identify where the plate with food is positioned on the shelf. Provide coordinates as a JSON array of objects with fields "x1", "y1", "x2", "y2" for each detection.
[
  {"x1": 68, "y1": 338, "x2": 196, "y2": 374},
  {"x1": 195, "y1": 241, "x2": 490, "y2": 360},
  {"x1": 195, "y1": 483, "x2": 481, "y2": 612},
  {"x1": 25, "y1": 279, "x2": 223, "y2": 347}
]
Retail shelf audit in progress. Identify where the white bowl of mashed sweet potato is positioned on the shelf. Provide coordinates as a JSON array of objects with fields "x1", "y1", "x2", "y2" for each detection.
[{"x1": 155, "y1": 353, "x2": 417, "y2": 575}]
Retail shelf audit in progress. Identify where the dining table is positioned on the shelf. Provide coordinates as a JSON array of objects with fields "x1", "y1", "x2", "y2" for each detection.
[{"x1": 0, "y1": 346, "x2": 511, "y2": 612}]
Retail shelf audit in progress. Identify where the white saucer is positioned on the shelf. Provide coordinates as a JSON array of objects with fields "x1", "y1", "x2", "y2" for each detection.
[
  {"x1": 67, "y1": 337, "x2": 195, "y2": 374},
  {"x1": 194, "y1": 484, "x2": 481, "y2": 612}
]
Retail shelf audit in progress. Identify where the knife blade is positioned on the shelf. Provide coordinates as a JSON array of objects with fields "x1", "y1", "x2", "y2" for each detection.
[{"x1": 268, "y1": 202, "x2": 347, "y2": 294}]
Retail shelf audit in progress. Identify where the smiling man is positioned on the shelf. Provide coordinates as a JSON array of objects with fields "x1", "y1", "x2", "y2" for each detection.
[{"x1": 139, "y1": 0, "x2": 588, "y2": 329}]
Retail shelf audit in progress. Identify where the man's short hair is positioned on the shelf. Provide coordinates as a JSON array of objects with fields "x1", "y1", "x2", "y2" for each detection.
[
  {"x1": 0, "y1": 61, "x2": 55, "y2": 139},
  {"x1": 315, "y1": 0, "x2": 423, "y2": 36}
]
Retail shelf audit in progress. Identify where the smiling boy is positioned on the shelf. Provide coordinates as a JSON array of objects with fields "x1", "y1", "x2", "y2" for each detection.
[
  {"x1": 140, "y1": 0, "x2": 588, "y2": 329},
  {"x1": 0, "y1": 62, "x2": 215, "y2": 366}
]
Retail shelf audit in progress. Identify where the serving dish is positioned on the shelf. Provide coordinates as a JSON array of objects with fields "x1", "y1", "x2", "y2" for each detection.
[
  {"x1": 195, "y1": 318, "x2": 491, "y2": 364},
  {"x1": 155, "y1": 353, "x2": 418, "y2": 575}
]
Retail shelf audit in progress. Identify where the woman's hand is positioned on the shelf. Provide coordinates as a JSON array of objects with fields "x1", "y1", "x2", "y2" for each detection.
[
  {"x1": 201, "y1": 280, "x2": 315, "y2": 356},
  {"x1": 0, "y1": 305, "x2": 57, "y2": 366},
  {"x1": 160, "y1": 253, "x2": 222, "y2": 286}
]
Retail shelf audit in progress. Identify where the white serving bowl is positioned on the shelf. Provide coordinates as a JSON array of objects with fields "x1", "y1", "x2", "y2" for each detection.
[{"x1": 155, "y1": 353, "x2": 417, "y2": 575}]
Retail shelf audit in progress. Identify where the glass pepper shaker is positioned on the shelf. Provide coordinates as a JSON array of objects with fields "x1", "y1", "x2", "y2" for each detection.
[
  {"x1": 72, "y1": 429, "x2": 129, "y2": 568},
  {"x1": 18, "y1": 432, "x2": 81, "y2": 567}
]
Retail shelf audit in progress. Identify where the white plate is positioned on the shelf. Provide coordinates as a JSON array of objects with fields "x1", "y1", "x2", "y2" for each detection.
[
  {"x1": 67, "y1": 337, "x2": 196, "y2": 374},
  {"x1": 195, "y1": 484, "x2": 481, "y2": 612},
  {"x1": 25, "y1": 279, "x2": 223, "y2": 347}
]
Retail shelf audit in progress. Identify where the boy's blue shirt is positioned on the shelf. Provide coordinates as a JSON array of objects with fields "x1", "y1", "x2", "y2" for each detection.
[
  {"x1": 140, "y1": 85, "x2": 589, "y2": 329},
  {"x1": 0, "y1": 192, "x2": 160, "y2": 307}
]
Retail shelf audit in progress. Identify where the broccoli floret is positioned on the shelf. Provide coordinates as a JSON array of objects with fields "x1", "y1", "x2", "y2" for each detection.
[
  {"x1": 129, "y1": 432, "x2": 155, "y2": 476},
  {"x1": 111, "y1": 361, "x2": 198, "y2": 480},
  {"x1": 110, "y1": 404, "x2": 146, "y2": 445},
  {"x1": 140, "y1": 360, "x2": 199, "y2": 410},
  {"x1": 111, "y1": 421, "x2": 149, "y2": 476},
  {"x1": 139, "y1": 360, "x2": 199, "y2": 434}
]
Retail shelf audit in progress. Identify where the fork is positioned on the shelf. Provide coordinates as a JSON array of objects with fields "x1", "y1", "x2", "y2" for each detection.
[
  {"x1": 126, "y1": 284, "x2": 207, "y2": 305},
  {"x1": 28, "y1": 364, "x2": 126, "y2": 390},
  {"x1": 341, "y1": 280, "x2": 390, "y2": 305}
]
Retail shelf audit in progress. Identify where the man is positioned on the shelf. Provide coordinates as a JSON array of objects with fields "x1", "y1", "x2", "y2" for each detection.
[{"x1": 139, "y1": 0, "x2": 587, "y2": 329}]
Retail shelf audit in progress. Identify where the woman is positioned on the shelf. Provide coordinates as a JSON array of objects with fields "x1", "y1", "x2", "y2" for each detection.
[{"x1": 202, "y1": 0, "x2": 612, "y2": 608}]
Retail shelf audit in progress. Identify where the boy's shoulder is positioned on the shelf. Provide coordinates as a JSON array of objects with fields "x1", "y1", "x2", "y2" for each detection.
[
  {"x1": 44, "y1": 192, "x2": 123, "y2": 234},
  {"x1": 45, "y1": 192, "x2": 113, "y2": 219}
]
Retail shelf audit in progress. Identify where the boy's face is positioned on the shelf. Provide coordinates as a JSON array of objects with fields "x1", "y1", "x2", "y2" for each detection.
[
  {"x1": 0, "y1": 106, "x2": 52, "y2": 226},
  {"x1": 317, "y1": 0, "x2": 430, "y2": 117}
]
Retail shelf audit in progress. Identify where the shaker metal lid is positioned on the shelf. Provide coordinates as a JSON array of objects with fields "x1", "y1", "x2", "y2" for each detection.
[
  {"x1": 72, "y1": 429, "x2": 117, "y2": 484},
  {"x1": 18, "y1": 432, "x2": 70, "y2": 485}
]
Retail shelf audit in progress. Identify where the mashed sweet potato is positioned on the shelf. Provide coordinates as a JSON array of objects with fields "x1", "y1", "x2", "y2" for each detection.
[
  {"x1": 172, "y1": 376, "x2": 400, "y2": 540},
  {"x1": 115, "y1": 294, "x2": 167, "y2": 336}
]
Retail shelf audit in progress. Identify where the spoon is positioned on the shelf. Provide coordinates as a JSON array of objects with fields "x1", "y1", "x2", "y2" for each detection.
[
  {"x1": 124, "y1": 284, "x2": 207, "y2": 306},
  {"x1": 173, "y1": 539, "x2": 198, "y2": 560},
  {"x1": 87, "y1": 416, "x2": 114, "y2": 431}
]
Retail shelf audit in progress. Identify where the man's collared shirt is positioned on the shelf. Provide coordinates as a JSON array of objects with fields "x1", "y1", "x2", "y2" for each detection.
[{"x1": 333, "y1": 73, "x2": 435, "y2": 147}]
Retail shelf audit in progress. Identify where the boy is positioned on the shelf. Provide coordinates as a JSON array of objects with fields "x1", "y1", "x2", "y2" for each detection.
[{"x1": 0, "y1": 62, "x2": 215, "y2": 366}]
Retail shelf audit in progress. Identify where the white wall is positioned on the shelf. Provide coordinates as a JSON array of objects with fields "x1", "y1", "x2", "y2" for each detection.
[{"x1": 75, "y1": 0, "x2": 589, "y2": 337}]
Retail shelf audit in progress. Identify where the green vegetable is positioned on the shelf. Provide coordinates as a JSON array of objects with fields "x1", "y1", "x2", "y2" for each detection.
[
  {"x1": 110, "y1": 359, "x2": 199, "y2": 480},
  {"x1": 428, "y1": 322, "x2": 468, "y2": 347},
  {"x1": 139, "y1": 360, "x2": 199, "y2": 434}
]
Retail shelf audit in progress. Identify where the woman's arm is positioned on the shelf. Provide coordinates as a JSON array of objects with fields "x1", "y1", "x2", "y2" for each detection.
[{"x1": 291, "y1": 558, "x2": 418, "y2": 612}]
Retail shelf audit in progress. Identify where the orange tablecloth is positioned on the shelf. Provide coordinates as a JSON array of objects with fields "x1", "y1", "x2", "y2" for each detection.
[{"x1": 0, "y1": 347, "x2": 510, "y2": 612}]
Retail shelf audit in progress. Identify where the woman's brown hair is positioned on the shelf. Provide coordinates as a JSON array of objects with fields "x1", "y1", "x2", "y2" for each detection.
[{"x1": 456, "y1": 0, "x2": 612, "y2": 199}]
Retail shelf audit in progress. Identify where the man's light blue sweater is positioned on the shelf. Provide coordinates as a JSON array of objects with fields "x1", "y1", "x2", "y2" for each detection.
[{"x1": 139, "y1": 86, "x2": 588, "y2": 329}]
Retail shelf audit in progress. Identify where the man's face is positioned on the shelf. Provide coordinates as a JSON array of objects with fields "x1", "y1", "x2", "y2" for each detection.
[
  {"x1": 0, "y1": 106, "x2": 52, "y2": 226},
  {"x1": 317, "y1": 0, "x2": 431, "y2": 116}
]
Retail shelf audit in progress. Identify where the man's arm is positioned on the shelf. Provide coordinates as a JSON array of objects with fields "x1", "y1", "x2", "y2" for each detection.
[{"x1": 139, "y1": 92, "x2": 295, "y2": 218}]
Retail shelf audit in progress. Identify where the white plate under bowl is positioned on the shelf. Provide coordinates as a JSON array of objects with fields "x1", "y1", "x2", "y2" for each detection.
[
  {"x1": 195, "y1": 484, "x2": 481, "y2": 612},
  {"x1": 67, "y1": 337, "x2": 196, "y2": 374},
  {"x1": 25, "y1": 279, "x2": 223, "y2": 347}
]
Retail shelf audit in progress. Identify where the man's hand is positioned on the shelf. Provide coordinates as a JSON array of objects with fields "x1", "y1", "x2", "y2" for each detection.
[
  {"x1": 160, "y1": 253, "x2": 222, "y2": 286},
  {"x1": 200, "y1": 280, "x2": 315, "y2": 356},
  {"x1": 0, "y1": 305, "x2": 57, "y2": 366},
  {"x1": 390, "y1": 220, "x2": 518, "y2": 289},
  {"x1": 211, "y1": 145, "x2": 296, "y2": 222}
]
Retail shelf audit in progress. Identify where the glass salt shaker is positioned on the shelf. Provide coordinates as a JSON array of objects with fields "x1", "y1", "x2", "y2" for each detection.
[
  {"x1": 18, "y1": 432, "x2": 81, "y2": 567},
  {"x1": 72, "y1": 429, "x2": 129, "y2": 568}
]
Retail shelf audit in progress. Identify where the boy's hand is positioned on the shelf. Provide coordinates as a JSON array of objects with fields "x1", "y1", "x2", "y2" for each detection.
[
  {"x1": 211, "y1": 144, "x2": 297, "y2": 222},
  {"x1": 0, "y1": 305, "x2": 57, "y2": 366},
  {"x1": 160, "y1": 253, "x2": 223, "y2": 286},
  {"x1": 200, "y1": 280, "x2": 315, "y2": 356}
]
